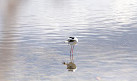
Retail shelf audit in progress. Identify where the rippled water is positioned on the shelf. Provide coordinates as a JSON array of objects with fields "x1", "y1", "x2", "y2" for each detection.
[{"x1": 1, "y1": 0, "x2": 137, "y2": 81}]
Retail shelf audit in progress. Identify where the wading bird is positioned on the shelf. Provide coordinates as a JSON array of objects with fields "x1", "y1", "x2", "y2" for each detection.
[
  {"x1": 64, "y1": 37, "x2": 78, "y2": 59},
  {"x1": 63, "y1": 37, "x2": 78, "y2": 72}
]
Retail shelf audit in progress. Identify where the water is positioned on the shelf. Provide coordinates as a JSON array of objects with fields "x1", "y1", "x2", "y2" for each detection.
[{"x1": 0, "y1": 0, "x2": 137, "y2": 81}]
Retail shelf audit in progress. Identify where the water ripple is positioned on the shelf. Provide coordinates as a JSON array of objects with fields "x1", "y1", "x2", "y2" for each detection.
[{"x1": 1, "y1": 0, "x2": 137, "y2": 81}]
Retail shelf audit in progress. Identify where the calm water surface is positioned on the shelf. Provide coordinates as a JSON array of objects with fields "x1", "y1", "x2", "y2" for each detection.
[{"x1": 0, "y1": 0, "x2": 137, "y2": 81}]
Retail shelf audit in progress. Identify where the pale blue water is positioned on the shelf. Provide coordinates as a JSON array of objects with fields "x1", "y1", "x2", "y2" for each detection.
[{"x1": 0, "y1": 0, "x2": 137, "y2": 81}]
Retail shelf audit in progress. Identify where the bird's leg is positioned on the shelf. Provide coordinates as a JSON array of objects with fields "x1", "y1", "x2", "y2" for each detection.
[
  {"x1": 71, "y1": 45, "x2": 74, "y2": 61},
  {"x1": 72, "y1": 45, "x2": 75, "y2": 62},
  {"x1": 70, "y1": 45, "x2": 72, "y2": 60},
  {"x1": 70, "y1": 45, "x2": 75, "y2": 62},
  {"x1": 72, "y1": 45, "x2": 73, "y2": 60},
  {"x1": 73, "y1": 45, "x2": 75, "y2": 52}
]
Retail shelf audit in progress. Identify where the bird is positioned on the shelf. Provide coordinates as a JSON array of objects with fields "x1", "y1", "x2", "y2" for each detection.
[
  {"x1": 64, "y1": 37, "x2": 78, "y2": 45},
  {"x1": 64, "y1": 37, "x2": 78, "y2": 61}
]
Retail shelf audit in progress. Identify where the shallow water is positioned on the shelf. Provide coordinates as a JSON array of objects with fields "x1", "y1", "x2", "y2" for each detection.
[{"x1": 0, "y1": 0, "x2": 137, "y2": 81}]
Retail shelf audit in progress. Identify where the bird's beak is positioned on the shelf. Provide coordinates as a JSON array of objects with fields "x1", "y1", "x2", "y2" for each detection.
[{"x1": 64, "y1": 41, "x2": 68, "y2": 43}]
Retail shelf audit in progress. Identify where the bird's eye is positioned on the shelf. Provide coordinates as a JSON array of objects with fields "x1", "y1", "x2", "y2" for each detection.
[{"x1": 69, "y1": 37, "x2": 74, "y2": 39}]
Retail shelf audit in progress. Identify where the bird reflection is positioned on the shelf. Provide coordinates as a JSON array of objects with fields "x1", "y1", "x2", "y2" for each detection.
[
  {"x1": 63, "y1": 37, "x2": 78, "y2": 72},
  {"x1": 63, "y1": 59, "x2": 77, "y2": 72}
]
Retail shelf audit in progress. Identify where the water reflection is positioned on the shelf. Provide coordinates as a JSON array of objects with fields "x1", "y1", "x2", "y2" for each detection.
[
  {"x1": 63, "y1": 54, "x2": 77, "y2": 72},
  {"x1": 63, "y1": 46, "x2": 77, "y2": 72},
  {"x1": 0, "y1": 0, "x2": 21, "y2": 81}
]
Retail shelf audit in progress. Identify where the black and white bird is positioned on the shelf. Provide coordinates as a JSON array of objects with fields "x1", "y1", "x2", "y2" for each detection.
[
  {"x1": 65, "y1": 37, "x2": 78, "y2": 45},
  {"x1": 64, "y1": 37, "x2": 78, "y2": 72},
  {"x1": 65, "y1": 37, "x2": 78, "y2": 61}
]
